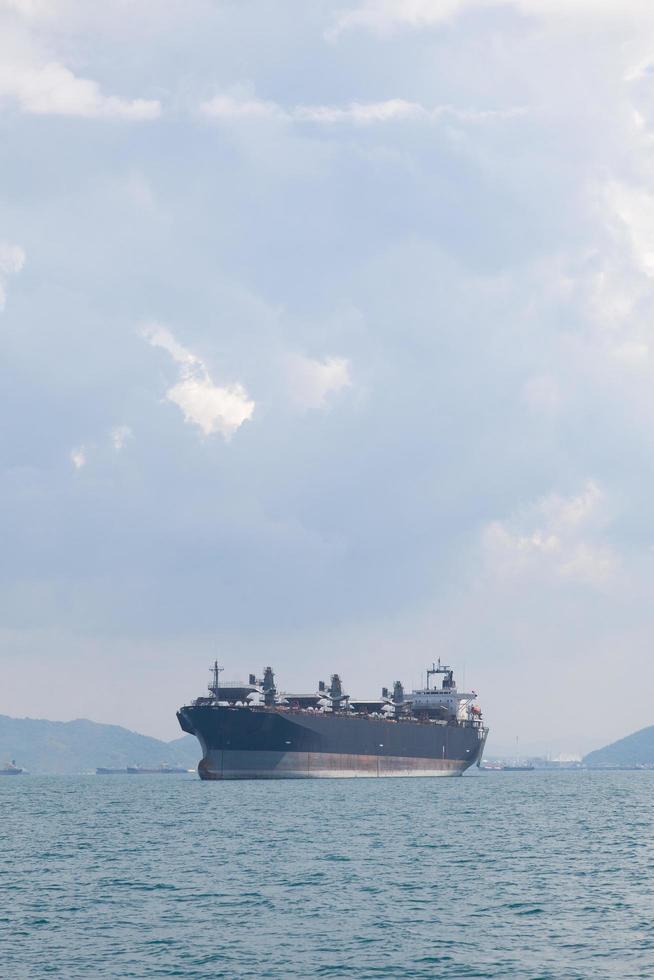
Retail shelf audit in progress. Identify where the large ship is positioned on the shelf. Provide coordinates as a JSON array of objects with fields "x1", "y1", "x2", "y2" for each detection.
[{"x1": 177, "y1": 661, "x2": 488, "y2": 779}]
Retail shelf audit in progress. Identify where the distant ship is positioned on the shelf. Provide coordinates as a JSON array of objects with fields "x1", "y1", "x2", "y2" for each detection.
[
  {"x1": 481, "y1": 762, "x2": 535, "y2": 772},
  {"x1": 96, "y1": 765, "x2": 190, "y2": 775},
  {"x1": 178, "y1": 661, "x2": 488, "y2": 780},
  {"x1": 0, "y1": 761, "x2": 25, "y2": 775},
  {"x1": 126, "y1": 765, "x2": 189, "y2": 774}
]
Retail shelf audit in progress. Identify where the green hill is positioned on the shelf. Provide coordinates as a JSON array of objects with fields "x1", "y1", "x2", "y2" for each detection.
[
  {"x1": 0, "y1": 715, "x2": 199, "y2": 774},
  {"x1": 583, "y1": 725, "x2": 654, "y2": 768}
]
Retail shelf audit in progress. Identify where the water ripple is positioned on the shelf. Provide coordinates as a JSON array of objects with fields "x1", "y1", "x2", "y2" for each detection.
[{"x1": 2, "y1": 772, "x2": 654, "y2": 977}]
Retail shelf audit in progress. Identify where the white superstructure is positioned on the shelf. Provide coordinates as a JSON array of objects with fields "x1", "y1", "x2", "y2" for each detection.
[{"x1": 409, "y1": 661, "x2": 480, "y2": 723}]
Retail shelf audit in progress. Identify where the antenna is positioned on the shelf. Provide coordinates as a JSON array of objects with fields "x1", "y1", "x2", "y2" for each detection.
[{"x1": 209, "y1": 661, "x2": 224, "y2": 696}]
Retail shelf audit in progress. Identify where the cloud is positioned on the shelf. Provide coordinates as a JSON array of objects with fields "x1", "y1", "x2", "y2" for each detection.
[
  {"x1": 482, "y1": 482, "x2": 617, "y2": 588},
  {"x1": 611, "y1": 341, "x2": 649, "y2": 368},
  {"x1": 142, "y1": 322, "x2": 198, "y2": 367},
  {"x1": 0, "y1": 240, "x2": 25, "y2": 311},
  {"x1": 142, "y1": 322, "x2": 254, "y2": 439},
  {"x1": 604, "y1": 182, "x2": 654, "y2": 279},
  {"x1": 0, "y1": 8, "x2": 161, "y2": 121},
  {"x1": 199, "y1": 91, "x2": 521, "y2": 127},
  {"x1": 292, "y1": 98, "x2": 422, "y2": 124},
  {"x1": 199, "y1": 92, "x2": 420, "y2": 125},
  {"x1": 328, "y1": 0, "x2": 472, "y2": 37},
  {"x1": 111, "y1": 426, "x2": 132, "y2": 451},
  {"x1": 70, "y1": 446, "x2": 86, "y2": 469},
  {"x1": 624, "y1": 60, "x2": 654, "y2": 83},
  {"x1": 166, "y1": 377, "x2": 254, "y2": 438},
  {"x1": 328, "y1": 0, "x2": 652, "y2": 36},
  {"x1": 0, "y1": 60, "x2": 161, "y2": 119},
  {"x1": 0, "y1": 241, "x2": 26, "y2": 276},
  {"x1": 285, "y1": 354, "x2": 352, "y2": 409},
  {"x1": 199, "y1": 93, "x2": 286, "y2": 123},
  {"x1": 1, "y1": 0, "x2": 51, "y2": 16}
]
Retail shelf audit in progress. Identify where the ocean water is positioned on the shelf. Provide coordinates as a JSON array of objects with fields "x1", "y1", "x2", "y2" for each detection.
[{"x1": 2, "y1": 772, "x2": 653, "y2": 979}]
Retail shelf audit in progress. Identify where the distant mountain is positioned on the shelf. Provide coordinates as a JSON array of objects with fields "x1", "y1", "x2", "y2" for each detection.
[
  {"x1": 583, "y1": 725, "x2": 654, "y2": 768},
  {"x1": 0, "y1": 715, "x2": 200, "y2": 774}
]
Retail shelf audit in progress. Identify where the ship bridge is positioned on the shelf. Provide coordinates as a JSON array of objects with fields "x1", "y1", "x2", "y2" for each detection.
[{"x1": 410, "y1": 661, "x2": 479, "y2": 722}]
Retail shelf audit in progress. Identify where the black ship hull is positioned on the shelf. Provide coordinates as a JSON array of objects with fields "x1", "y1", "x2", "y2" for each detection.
[{"x1": 177, "y1": 705, "x2": 488, "y2": 779}]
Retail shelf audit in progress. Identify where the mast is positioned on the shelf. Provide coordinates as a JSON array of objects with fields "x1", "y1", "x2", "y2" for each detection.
[
  {"x1": 426, "y1": 659, "x2": 455, "y2": 691},
  {"x1": 262, "y1": 666, "x2": 277, "y2": 707},
  {"x1": 209, "y1": 661, "x2": 224, "y2": 697}
]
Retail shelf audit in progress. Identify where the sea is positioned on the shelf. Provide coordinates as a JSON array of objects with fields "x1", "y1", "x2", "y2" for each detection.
[{"x1": 2, "y1": 771, "x2": 653, "y2": 979}]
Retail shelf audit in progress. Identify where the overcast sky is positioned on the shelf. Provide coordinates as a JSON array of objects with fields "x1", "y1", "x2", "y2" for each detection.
[{"x1": 2, "y1": 0, "x2": 654, "y2": 755}]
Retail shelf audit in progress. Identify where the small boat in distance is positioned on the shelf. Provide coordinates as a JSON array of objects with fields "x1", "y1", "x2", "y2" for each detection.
[
  {"x1": 500, "y1": 764, "x2": 535, "y2": 771},
  {"x1": 0, "y1": 761, "x2": 25, "y2": 775},
  {"x1": 96, "y1": 765, "x2": 191, "y2": 774}
]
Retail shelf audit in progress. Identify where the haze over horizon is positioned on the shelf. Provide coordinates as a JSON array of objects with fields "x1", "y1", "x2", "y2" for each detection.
[{"x1": 3, "y1": 0, "x2": 654, "y2": 755}]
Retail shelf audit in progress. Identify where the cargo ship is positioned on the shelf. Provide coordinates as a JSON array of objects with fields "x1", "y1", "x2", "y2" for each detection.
[
  {"x1": 126, "y1": 765, "x2": 190, "y2": 774},
  {"x1": 177, "y1": 661, "x2": 488, "y2": 780},
  {"x1": 96, "y1": 765, "x2": 191, "y2": 774}
]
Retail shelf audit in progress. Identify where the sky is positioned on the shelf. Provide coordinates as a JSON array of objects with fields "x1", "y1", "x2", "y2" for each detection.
[{"x1": 2, "y1": 0, "x2": 654, "y2": 756}]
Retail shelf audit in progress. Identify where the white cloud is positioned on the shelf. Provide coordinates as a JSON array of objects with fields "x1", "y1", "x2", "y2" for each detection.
[
  {"x1": 200, "y1": 91, "x2": 521, "y2": 127},
  {"x1": 0, "y1": 241, "x2": 25, "y2": 276},
  {"x1": 0, "y1": 239, "x2": 25, "y2": 311},
  {"x1": 166, "y1": 377, "x2": 254, "y2": 438},
  {"x1": 0, "y1": 9, "x2": 161, "y2": 121},
  {"x1": 111, "y1": 425, "x2": 132, "y2": 451},
  {"x1": 0, "y1": 60, "x2": 161, "y2": 119},
  {"x1": 142, "y1": 322, "x2": 198, "y2": 367},
  {"x1": 285, "y1": 354, "x2": 352, "y2": 410},
  {"x1": 604, "y1": 182, "x2": 654, "y2": 279},
  {"x1": 624, "y1": 60, "x2": 654, "y2": 83},
  {"x1": 70, "y1": 446, "x2": 86, "y2": 469},
  {"x1": 328, "y1": 0, "x2": 653, "y2": 36},
  {"x1": 577, "y1": 181, "x2": 654, "y2": 380},
  {"x1": 294, "y1": 98, "x2": 422, "y2": 124},
  {"x1": 142, "y1": 321, "x2": 254, "y2": 439},
  {"x1": 200, "y1": 92, "x2": 420, "y2": 125},
  {"x1": 69, "y1": 428, "x2": 132, "y2": 467},
  {"x1": 328, "y1": 0, "x2": 472, "y2": 37},
  {"x1": 200, "y1": 93, "x2": 285, "y2": 123},
  {"x1": 1, "y1": 0, "x2": 52, "y2": 16},
  {"x1": 482, "y1": 481, "x2": 617, "y2": 588},
  {"x1": 611, "y1": 341, "x2": 649, "y2": 367}
]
